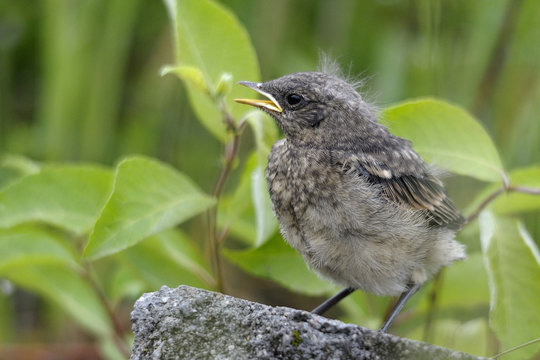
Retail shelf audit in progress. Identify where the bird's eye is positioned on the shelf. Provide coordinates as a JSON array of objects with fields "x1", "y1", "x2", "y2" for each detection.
[{"x1": 286, "y1": 94, "x2": 303, "y2": 105}]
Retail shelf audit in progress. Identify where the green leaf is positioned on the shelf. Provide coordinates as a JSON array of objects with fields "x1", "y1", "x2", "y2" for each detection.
[
  {"x1": 247, "y1": 112, "x2": 279, "y2": 246},
  {"x1": 224, "y1": 233, "x2": 335, "y2": 296},
  {"x1": 246, "y1": 111, "x2": 279, "y2": 158},
  {"x1": 218, "y1": 151, "x2": 278, "y2": 247},
  {"x1": 84, "y1": 156, "x2": 215, "y2": 260},
  {"x1": 479, "y1": 211, "x2": 540, "y2": 359},
  {"x1": 339, "y1": 291, "x2": 376, "y2": 327},
  {"x1": 106, "y1": 266, "x2": 146, "y2": 303},
  {"x1": 98, "y1": 337, "x2": 128, "y2": 360},
  {"x1": 161, "y1": 64, "x2": 209, "y2": 94},
  {"x1": 121, "y1": 229, "x2": 214, "y2": 289},
  {"x1": 158, "y1": 228, "x2": 212, "y2": 281},
  {"x1": 417, "y1": 252, "x2": 489, "y2": 311},
  {"x1": 164, "y1": 0, "x2": 260, "y2": 141},
  {"x1": 383, "y1": 98, "x2": 505, "y2": 182},
  {"x1": 0, "y1": 164, "x2": 113, "y2": 235},
  {"x1": 215, "y1": 72, "x2": 233, "y2": 97},
  {"x1": 1, "y1": 263, "x2": 112, "y2": 337},
  {"x1": 0, "y1": 227, "x2": 110, "y2": 337},
  {"x1": 0, "y1": 154, "x2": 41, "y2": 190},
  {"x1": 218, "y1": 154, "x2": 258, "y2": 244},
  {"x1": 251, "y1": 165, "x2": 278, "y2": 247},
  {"x1": 0, "y1": 226, "x2": 78, "y2": 272},
  {"x1": 409, "y1": 318, "x2": 489, "y2": 357}
]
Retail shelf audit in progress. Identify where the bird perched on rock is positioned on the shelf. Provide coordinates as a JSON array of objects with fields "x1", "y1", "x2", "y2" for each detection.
[{"x1": 234, "y1": 70, "x2": 465, "y2": 332}]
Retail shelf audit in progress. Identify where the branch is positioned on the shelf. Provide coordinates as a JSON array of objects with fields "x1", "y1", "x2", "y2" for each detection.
[
  {"x1": 465, "y1": 187, "x2": 505, "y2": 223},
  {"x1": 206, "y1": 101, "x2": 245, "y2": 293},
  {"x1": 82, "y1": 264, "x2": 130, "y2": 359},
  {"x1": 493, "y1": 337, "x2": 540, "y2": 359},
  {"x1": 466, "y1": 183, "x2": 540, "y2": 223},
  {"x1": 511, "y1": 185, "x2": 540, "y2": 195},
  {"x1": 422, "y1": 271, "x2": 444, "y2": 342}
]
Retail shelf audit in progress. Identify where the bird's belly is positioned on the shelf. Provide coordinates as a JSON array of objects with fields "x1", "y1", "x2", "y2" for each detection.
[{"x1": 268, "y1": 164, "x2": 432, "y2": 296}]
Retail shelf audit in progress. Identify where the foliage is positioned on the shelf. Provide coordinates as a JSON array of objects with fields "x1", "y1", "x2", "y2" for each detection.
[
  {"x1": 84, "y1": 156, "x2": 215, "y2": 260},
  {"x1": 383, "y1": 99, "x2": 505, "y2": 182},
  {"x1": 479, "y1": 212, "x2": 540, "y2": 359},
  {"x1": 1, "y1": 0, "x2": 540, "y2": 359}
]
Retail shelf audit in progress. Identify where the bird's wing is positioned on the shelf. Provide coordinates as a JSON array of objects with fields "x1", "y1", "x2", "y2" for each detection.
[{"x1": 347, "y1": 151, "x2": 465, "y2": 230}]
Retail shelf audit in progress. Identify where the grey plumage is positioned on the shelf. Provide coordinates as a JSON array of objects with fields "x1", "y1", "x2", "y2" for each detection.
[{"x1": 235, "y1": 71, "x2": 465, "y2": 298}]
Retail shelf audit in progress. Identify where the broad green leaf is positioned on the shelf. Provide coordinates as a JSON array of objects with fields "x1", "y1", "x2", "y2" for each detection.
[
  {"x1": 164, "y1": 0, "x2": 260, "y2": 141},
  {"x1": 0, "y1": 165, "x2": 113, "y2": 235},
  {"x1": 0, "y1": 154, "x2": 41, "y2": 190},
  {"x1": 121, "y1": 229, "x2": 214, "y2": 289},
  {"x1": 215, "y1": 72, "x2": 233, "y2": 97},
  {"x1": 479, "y1": 212, "x2": 540, "y2": 359},
  {"x1": 158, "y1": 228, "x2": 212, "y2": 281},
  {"x1": 383, "y1": 98, "x2": 504, "y2": 182},
  {"x1": 247, "y1": 111, "x2": 279, "y2": 158},
  {"x1": 99, "y1": 337, "x2": 128, "y2": 360},
  {"x1": 2, "y1": 263, "x2": 112, "y2": 337},
  {"x1": 247, "y1": 112, "x2": 279, "y2": 246},
  {"x1": 84, "y1": 156, "x2": 215, "y2": 260},
  {"x1": 339, "y1": 291, "x2": 376, "y2": 328},
  {"x1": 107, "y1": 266, "x2": 146, "y2": 303},
  {"x1": 161, "y1": 64, "x2": 209, "y2": 94},
  {"x1": 218, "y1": 186, "x2": 257, "y2": 244},
  {"x1": 442, "y1": 319, "x2": 489, "y2": 357},
  {"x1": 223, "y1": 233, "x2": 335, "y2": 296},
  {"x1": 218, "y1": 153, "x2": 259, "y2": 244},
  {"x1": 408, "y1": 318, "x2": 489, "y2": 357},
  {"x1": 251, "y1": 165, "x2": 278, "y2": 247},
  {"x1": 218, "y1": 151, "x2": 278, "y2": 246},
  {"x1": 0, "y1": 226, "x2": 78, "y2": 272},
  {"x1": 417, "y1": 252, "x2": 489, "y2": 311}
]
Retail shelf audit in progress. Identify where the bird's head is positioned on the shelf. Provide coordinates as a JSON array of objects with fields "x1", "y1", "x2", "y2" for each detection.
[{"x1": 235, "y1": 72, "x2": 376, "y2": 147}]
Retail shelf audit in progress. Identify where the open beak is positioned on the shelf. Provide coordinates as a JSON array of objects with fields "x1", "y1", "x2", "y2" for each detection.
[{"x1": 234, "y1": 81, "x2": 283, "y2": 113}]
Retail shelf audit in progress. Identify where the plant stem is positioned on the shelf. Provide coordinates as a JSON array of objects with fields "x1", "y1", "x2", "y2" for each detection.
[
  {"x1": 511, "y1": 185, "x2": 540, "y2": 195},
  {"x1": 422, "y1": 270, "x2": 444, "y2": 342},
  {"x1": 206, "y1": 104, "x2": 244, "y2": 293},
  {"x1": 466, "y1": 187, "x2": 505, "y2": 223},
  {"x1": 492, "y1": 337, "x2": 540, "y2": 359},
  {"x1": 82, "y1": 263, "x2": 130, "y2": 359},
  {"x1": 466, "y1": 183, "x2": 540, "y2": 223}
]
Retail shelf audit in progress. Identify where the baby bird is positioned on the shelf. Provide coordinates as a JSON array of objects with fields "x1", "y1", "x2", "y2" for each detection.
[{"x1": 235, "y1": 71, "x2": 465, "y2": 331}]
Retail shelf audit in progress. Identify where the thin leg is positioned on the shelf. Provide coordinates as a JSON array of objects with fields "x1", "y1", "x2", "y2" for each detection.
[
  {"x1": 311, "y1": 287, "x2": 355, "y2": 315},
  {"x1": 379, "y1": 283, "x2": 421, "y2": 332}
]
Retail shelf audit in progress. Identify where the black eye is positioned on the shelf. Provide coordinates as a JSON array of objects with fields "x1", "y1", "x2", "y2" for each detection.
[{"x1": 286, "y1": 93, "x2": 303, "y2": 105}]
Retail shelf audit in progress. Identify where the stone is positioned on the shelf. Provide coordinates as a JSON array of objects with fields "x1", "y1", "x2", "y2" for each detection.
[{"x1": 130, "y1": 285, "x2": 485, "y2": 360}]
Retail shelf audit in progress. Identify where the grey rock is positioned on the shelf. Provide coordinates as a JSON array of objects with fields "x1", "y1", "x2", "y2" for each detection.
[{"x1": 130, "y1": 285, "x2": 485, "y2": 360}]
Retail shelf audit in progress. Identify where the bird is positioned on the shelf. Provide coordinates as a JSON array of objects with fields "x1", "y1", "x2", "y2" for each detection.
[{"x1": 234, "y1": 70, "x2": 466, "y2": 332}]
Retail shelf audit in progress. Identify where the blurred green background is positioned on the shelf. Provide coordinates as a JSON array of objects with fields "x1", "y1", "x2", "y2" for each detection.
[
  {"x1": 3, "y1": 0, "x2": 540, "y2": 180},
  {"x1": 1, "y1": 0, "x2": 540, "y2": 359}
]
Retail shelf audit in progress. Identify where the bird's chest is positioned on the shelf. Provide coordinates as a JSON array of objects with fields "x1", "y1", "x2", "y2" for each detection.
[
  {"x1": 267, "y1": 144, "x2": 318, "y2": 215},
  {"x1": 265, "y1": 142, "x2": 346, "y2": 241}
]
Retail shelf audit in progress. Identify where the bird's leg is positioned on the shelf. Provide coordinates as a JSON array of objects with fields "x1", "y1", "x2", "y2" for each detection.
[
  {"x1": 311, "y1": 287, "x2": 355, "y2": 315},
  {"x1": 379, "y1": 283, "x2": 421, "y2": 332}
]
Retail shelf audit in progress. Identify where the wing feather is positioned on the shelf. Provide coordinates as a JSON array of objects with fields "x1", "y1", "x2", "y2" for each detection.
[{"x1": 350, "y1": 152, "x2": 464, "y2": 230}]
